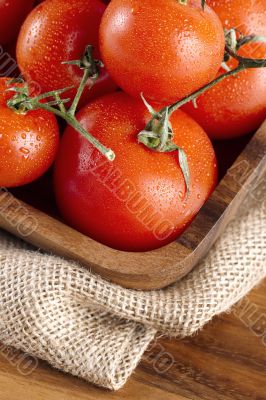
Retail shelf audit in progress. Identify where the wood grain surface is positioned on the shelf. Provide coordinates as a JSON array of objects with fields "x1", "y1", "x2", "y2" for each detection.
[
  {"x1": 0, "y1": 280, "x2": 265, "y2": 400},
  {"x1": 0, "y1": 122, "x2": 265, "y2": 290}
]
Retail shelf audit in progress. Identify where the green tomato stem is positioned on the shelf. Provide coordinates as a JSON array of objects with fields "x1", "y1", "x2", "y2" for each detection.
[
  {"x1": 54, "y1": 92, "x2": 67, "y2": 114},
  {"x1": 68, "y1": 68, "x2": 93, "y2": 117},
  {"x1": 35, "y1": 101, "x2": 115, "y2": 161}
]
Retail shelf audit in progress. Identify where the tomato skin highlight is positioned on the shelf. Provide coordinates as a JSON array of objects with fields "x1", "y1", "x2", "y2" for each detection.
[
  {"x1": 0, "y1": 78, "x2": 59, "y2": 188},
  {"x1": 54, "y1": 92, "x2": 217, "y2": 252},
  {"x1": 99, "y1": 0, "x2": 225, "y2": 103},
  {"x1": 0, "y1": 0, "x2": 34, "y2": 45},
  {"x1": 17, "y1": 0, "x2": 116, "y2": 107},
  {"x1": 183, "y1": 0, "x2": 266, "y2": 139}
]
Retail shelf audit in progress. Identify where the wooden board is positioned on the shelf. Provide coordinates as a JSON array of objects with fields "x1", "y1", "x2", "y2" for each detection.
[
  {"x1": 0, "y1": 121, "x2": 265, "y2": 290},
  {"x1": 0, "y1": 280, "x2": 265, "y2": 400}
]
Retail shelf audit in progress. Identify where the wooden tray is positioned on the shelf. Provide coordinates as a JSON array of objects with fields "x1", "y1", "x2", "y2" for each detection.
[{"x1": 0, "y1": 121, "x2": 265, "y2": 290}]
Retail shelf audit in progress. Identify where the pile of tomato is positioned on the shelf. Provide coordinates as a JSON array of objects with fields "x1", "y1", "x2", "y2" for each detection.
[{"x1": 0, "y1": 0, "x2": 265, "y2": 251}]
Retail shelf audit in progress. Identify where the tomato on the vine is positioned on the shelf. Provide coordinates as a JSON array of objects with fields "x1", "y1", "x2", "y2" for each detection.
[
  {"x1": 54, "y1": 92, "x2": 217, "y2": 252},
  {"x1": 0, "y1": 78, "x2": 59, "y2": 188},
  {"x1": 99, "y1": 0, "x2": 225, "y2": 103},
  {"x1": 183, "y1": 0, "x2": 266, "y2": 139},
  {"x1": 0, "y1": 0, "x2": 34, "y2": 46},
  {"x1": 17, "y1": 0, "x2": 116, "y2": 107}
]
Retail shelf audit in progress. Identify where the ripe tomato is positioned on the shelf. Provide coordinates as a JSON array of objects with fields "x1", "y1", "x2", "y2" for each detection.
[
  {"x1": 183, "y1": 0, "x2": 266, "y2": 139},
  {"x1": 0, "y1": 0, "x2": 34, "y2": 45},
  {"x1": 17, "y1": 0, "x2": 116, "y2": 108},
  {"x1": 54, "y1": 92, "x2": 217, "y2": 252},
  {"x1": 99, "y1": 0, "x2": 225, "y2": 103},
  {"x1": 0, "y1": 78, "x2": 59, "y2": 187}
]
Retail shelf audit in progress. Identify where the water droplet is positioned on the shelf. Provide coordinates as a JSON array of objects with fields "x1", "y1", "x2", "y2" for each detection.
[
  {"x1": 131, "y1": 4, "x2": 140, "y2": 14},
  {"x1": 21, "y1": 133, "x2": 26, "y2": 139},
  {"x1": 19, "y1": 147, "x2": 30, "y2": 155}
]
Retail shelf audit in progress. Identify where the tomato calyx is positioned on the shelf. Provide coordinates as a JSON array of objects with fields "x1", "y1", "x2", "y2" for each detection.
[
  {"x1": 6, "y1": 46, "x2": 116, "y2": 162},
  {"x1": 5, "y1": 78, "x2": 32, "y2": 115},
  {"x1": 62, "y1": 45, "x2": 104, "y2": 117},
  {"x1": 138, "y1": 95, "x2": 190, "y2": 199}
]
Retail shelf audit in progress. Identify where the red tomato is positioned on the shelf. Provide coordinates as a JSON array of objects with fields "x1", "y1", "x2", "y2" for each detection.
[
  {"x1": 0, "y1": 78, "x2": 59, "y2": 187},
  {"x1": 183, "y1": 0, "x2": 266, "y2": 139},
  {"x1": 17, "y1": 0, "x2": 116, "y2": 108},
  {"x1": 99, "y1": 0, "x2": 225, "y2": 103},
  {"x1": 54, "y1": 92, "x2": 217, "y2": 252},
  {"x1": 0, "y1": 0, "x2": 34, "y2": 45}
]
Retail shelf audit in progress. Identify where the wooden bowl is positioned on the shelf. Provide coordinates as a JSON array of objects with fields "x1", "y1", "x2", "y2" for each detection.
[{"x1": 0, "y1": 121, "x2": 265, "y2": 290}]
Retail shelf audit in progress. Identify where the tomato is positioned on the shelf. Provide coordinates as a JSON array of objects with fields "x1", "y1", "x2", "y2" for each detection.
[
  {"x1": 17, "y1": 0, "x2": 116, "y2": 108},
  {"x1": 183, "y1": 0, "x2": 266, "y2": 139},
  {"x1": 0, "y1": 0, "x2": 34, "y2": 45},
  {"x1": 54, "y1": 92, "x2": 217, "y2": 252},
  {"x1": 0, "y1": 78, "x2": 59, "y2": 187},
  {"x1": 99, "y1": 0, "x2": 225, "y2": 103}
]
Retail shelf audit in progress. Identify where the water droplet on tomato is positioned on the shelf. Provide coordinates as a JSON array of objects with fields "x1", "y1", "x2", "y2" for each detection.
[
  {"x1": 21, "y1": 133, "x2": 27, "y2": 139},
  {"x1": 131, "y1": 2, "x2": 140, "y2": 14},
  {"x1": 19, "y1": 147, "x2": 30, "y2": 155}
]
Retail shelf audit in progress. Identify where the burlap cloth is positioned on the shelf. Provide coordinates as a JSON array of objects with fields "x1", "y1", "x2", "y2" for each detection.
[{"x1": 0, "y1": 177, "x2": 265, "y2": 391}]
